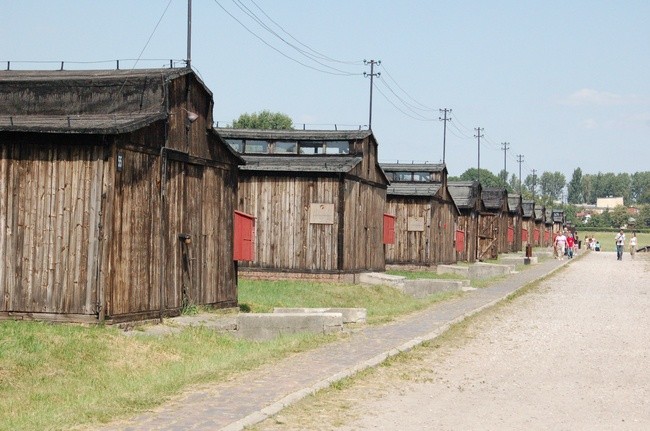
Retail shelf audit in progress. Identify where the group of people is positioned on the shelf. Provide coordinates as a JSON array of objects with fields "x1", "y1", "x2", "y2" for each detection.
[
  {"x1": 553, "y1": 230, "x2": 577, "y2": 260},
  {"x1": 585, "y1": 237, "x2": 601, "y2": 251},
  {"x1": 555, "y1": 229, "x2": 638, "y2": 261},
  {"x1": 614, "y1": 229, "x2": 638, "y2": 260}
]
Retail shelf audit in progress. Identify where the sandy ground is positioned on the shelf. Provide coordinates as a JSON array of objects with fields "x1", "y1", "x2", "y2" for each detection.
[{"x1": 254, "y1": 251, "x2": 650, "y2": 430}]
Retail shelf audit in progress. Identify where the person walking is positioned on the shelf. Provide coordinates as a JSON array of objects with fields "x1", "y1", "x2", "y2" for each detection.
[
  {"x1": 615, "y1": 229, "x2": 626, "y2": 261},
  {"x1": 566, "y1": 233, "x2": 575, "y2": 259},
  {"x1": 554, "y1": 231, "x2": 567, "y2": 260},
  {"x1": 629, "y1": 232, "x2": 637, "y2": 259}
]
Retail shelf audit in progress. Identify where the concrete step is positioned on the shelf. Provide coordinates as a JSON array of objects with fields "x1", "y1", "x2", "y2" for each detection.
[
  {"x1": 236, "y1": 312, "x2": 343, "y2": 341},
  {"x1": 273, "y1": 307, "x2": 366, "y2": 324}
]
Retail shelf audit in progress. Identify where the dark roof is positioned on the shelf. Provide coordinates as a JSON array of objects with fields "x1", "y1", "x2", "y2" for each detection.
[
  {"x1": 239, "y1": 155, "x2": 362, "y2": 173},
  {"x1": 481, "y1": 187, "x2": 508, "y2": 211},
  {"x1": 216, "y1": 128, "x2": 372, "y2": 141},
  {"x1": 507, "y1": 194, "x2": 522, "y2": 213},
  {"x1": 522, "y1": 200, "x2": 535, "y2": 218},
  {"x1": 387, "y1": 182, "x2": 442, "y2": 197},
  {"x1": 448, "y1": 181, "x2": 481, "y2": 209},
  {"x1": 0, "y1": 68, "x2": 194, "y2": 134},
  {"x1": 380, "y1": 162, "x2": 446, "y2": 173}
]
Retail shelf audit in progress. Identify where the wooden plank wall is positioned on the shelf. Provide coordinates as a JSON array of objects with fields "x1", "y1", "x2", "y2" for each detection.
[
  {"x1": 108, "y1": 149, "x2": 161, "y2": 316},
  {"x1": 342, "y1": 180, "x2": 385, "y2": 271},
  {"x1": 385, "y1": 197, "x2": 431, "y2": 265},
  {"x1": 431, "y1": 200, "x2": 457, "y2": 264},
  {"x1": 456, "y1": 212, "x2": 478, "y2": 262},
  {"x1": 0, "y1": 139, "x2": 104, "y2": 315},
  {"x1": 237, "y1": 175, "x2": 339, "y2": 271}
]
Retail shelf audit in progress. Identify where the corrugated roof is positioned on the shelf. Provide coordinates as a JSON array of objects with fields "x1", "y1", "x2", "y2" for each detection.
[
  {"x1": 387, "y1": 182, "x2": 442, "y2": 197},
  {"x1": 217, "y1": 128, "x2": 372, "y2": 141},
  {"x1": 239, "y1": 155, "x2": 362, "y2": 173},
  {"x1": 0, "y1": 68, "x2": 193, "y2": 134},
  {"x1": 380, "y1": 162, "x2": 446, "y2": 172}
]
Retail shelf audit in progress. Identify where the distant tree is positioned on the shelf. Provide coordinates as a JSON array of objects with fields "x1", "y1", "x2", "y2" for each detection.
[
  {"x1": 523, "y1": 174, "x2": 538, "y2": 200},
  {"x1": 539, "y1": 171, "x2": 566, "y2": 202},
  {"x1": 458, "y1": 168, "x2": 503, "y2": 188},
  {"x1": 630, "y1": 172, "x2": 650, "y2": 204},
  {"x1": 498, "y1": 169, "x2": 508, "y2": 187},
  {"x1": 567, "y1": 168, "x2": 583, "y2": 204},
  {"x1": 610, "y1": 205, "x2": 629, "y2": 228},
  {"x1": 638, "y1": 205, "x2": 650, "y2": 228},
  {"x1": 508, "y1": 173, "x2": 519, "y2": 194},
  {"x1": 232, "y1": 110, "x2": 293, "y2": 130}
]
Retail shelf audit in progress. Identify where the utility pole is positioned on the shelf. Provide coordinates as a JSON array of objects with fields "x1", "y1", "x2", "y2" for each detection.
[
  {"x1": 364, "y1": 60, "x2": 381, "y2": 130},
  {"x1": 439, "y1": 108, "x2": 452, "y2": 164},
  {"x1": 474, "y1": 127, "x2": 484, "y2": 184},
  {"x1": 501, "y1": 142, "x2": 510, "y2": 186},
  {"x1": 186, "y1": 0, "x2": 192, "y2": 68},
  {"x1": 516, "y1": 154, "x2": 524, "y2": 194}
]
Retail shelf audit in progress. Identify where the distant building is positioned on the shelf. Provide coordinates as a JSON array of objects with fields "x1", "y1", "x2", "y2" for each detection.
[{"x1": 596, "y1": 197, "x2": 624, "y2": 209}]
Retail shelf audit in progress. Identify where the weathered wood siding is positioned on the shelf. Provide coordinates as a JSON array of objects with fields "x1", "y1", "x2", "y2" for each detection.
[
  {"x1": 162, "y1": 160, "x2": 237, "y2": 311},
  {"x1": 342, "y1": 180, "x2": 385, "y2": 271},
  {"x1": 0, "y1": 135, "x2": 105, "y2": 316},
  {"x1": 385, "y1": 197, "x2": 456, "y2": 266},
  {"x1": 431, "y1": 200, "x2": 457, "y2": 264},
  {"x1": 456, "y1": 212, "x2": 478, "y2": 262},
  {"x1": 237, "y1": 175, "x2": 340, "y2": 271},
  {"x1": 107, "y1": 147, "x2": 161, "y2": 316},
  {"x1": 385, "y1": 197, "x2": 432, "y2": 265}
]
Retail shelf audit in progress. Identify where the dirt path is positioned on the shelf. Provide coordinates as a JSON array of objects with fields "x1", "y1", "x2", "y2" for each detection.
[{"x1": 253, "y1": 252, "x2": 650, "y2": 430}]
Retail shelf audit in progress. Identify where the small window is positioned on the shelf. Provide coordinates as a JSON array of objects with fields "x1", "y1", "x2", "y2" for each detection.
[
  {"x1": 393, "y1": 172, "x2": 413, "y2": 181},
  {"x1": 226, "y1": 139, "x2": 244, "y2": 153},
  {"x1": 244, "y1": 140, "x2": 269, "y2": 154},
  {"x1": 413, "y1": 172, "x2": 432, "y2": 182},
  {"x1": 325, "y1": 140, "x2": 350, "y2": 154},
  {"x1": 299, "y1": 141, "x2": 326, "y2": 154},
  {"x1": 274, "y1": 141, "x2": 298, "y2": 154}
]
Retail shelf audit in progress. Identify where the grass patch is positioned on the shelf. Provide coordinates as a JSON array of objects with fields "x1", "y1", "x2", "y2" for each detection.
[
  {"x1": 1, "y1": 278, "x2": 457, "y2": 430},
  {"x1": 237, "y1": 279, "x2": 455, "y2": 325},
  {"x1": 0, "y1": 320, "x2": 333, "y2": 431}
]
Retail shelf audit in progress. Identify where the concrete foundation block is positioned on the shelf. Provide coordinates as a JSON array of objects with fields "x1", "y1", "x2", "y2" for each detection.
[
  {"x1": 468, "y1": 262, "x2": 514, "y2": 279},
  {"x1": 273, "y1": 308, "x2": 367, "y2": 324},
  {"x1": 359, "y1": 272, "x2": 405, "y2": 287},
  {"x1": 236, "y1": 312, "x2": 343, "y2": 341},
  {"x1": 400, "y1": 279, "x2": 470, "y2": 298},
  {"x1": 499, "y1": 256, "x2": 538, "y2": 265},
  {"x1": 436, "y1": 265, "x2": 470, "y2": 278}
]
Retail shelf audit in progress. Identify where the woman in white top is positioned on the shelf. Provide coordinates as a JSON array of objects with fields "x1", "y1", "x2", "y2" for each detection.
[
  {"x1": 629, "y1": 233, "x2": 637, "y2": 259},
  {"x1": 554, "y1": 232, "x2": 567, "y2": 260}
]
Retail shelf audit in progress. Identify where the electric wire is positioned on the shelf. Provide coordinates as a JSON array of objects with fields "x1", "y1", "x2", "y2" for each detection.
[
  {"x1": 247, "y1": 0, "x2": 363, "y2": 65},
  {"x1": 380, "y1": 63, "x2": 437, "y2": 112},
  {"x1": 213, "y1": 0, "x2": 361, "y2": 76}
]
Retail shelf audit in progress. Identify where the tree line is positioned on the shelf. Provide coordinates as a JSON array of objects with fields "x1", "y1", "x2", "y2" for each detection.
[{"x1": 449, "y1": 168, "x2": 650, "y2": 229}]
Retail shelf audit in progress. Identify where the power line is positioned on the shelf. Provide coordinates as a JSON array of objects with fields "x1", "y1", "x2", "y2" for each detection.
[
  {"x1": 380, "y1": 63, "x2": 437, "y2": 112},
  {"x1": 501, "y1": 142, "x2": 510, "y2": 185},
  {"x1": 517, "y1": 154, "x2": 525, "y2": 194},
  {"x1": 212, "y1": 0, "x2": 361, "y2": 76},
  {"x1": 246, "y1": 0, "x2": 363, "y2": 66}
]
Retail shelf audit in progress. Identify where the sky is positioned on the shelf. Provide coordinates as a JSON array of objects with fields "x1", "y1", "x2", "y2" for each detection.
[{"x1": 2, "y1": 0, "x2": 649, "y2": 180}]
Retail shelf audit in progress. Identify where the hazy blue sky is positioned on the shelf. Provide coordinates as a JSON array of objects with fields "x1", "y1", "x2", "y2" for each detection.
[{"x1": 2, "y1": 1, "x2": 648, "y2": 179}]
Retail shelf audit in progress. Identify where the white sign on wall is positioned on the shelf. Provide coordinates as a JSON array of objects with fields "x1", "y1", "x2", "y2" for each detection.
[
  {"x1": 407, "y1": 216, "x2": 425, "y2": 232},
  {"x1": 309, "y1": 203, "x2": 335, "y2": 224}
]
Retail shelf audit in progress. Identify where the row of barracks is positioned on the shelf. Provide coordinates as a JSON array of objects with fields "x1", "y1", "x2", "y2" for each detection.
[{"x1": 0, "y1": 67, "x2": 564, "y2": 324}]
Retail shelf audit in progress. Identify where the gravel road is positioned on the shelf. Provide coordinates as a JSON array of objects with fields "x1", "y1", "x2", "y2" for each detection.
[{"x1": 255, "y1": 251, "x2": 650, "y2": 430}]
